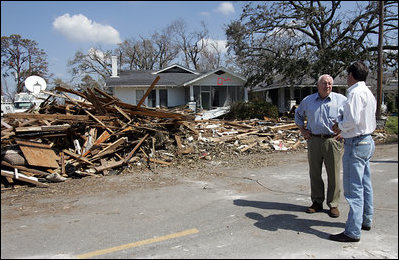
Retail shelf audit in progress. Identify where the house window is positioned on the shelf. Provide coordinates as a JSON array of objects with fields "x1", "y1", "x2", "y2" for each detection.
[
  {"x1": 148, "y1": 90, "x2": 156, "y2": 107},
  {"x1": 159, "y1": 89, "x2": 167, "y2": 107}
]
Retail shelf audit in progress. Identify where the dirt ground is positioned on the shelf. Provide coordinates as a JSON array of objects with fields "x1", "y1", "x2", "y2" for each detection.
[{"x1": 1, "y1": 135, "x2": 396, "y2": 220}]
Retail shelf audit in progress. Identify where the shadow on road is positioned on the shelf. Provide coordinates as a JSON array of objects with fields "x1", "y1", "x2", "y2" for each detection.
[
  {"x1": 234, "y1": 199, "x2": 345, "y2": 240},
  {"x1": 234, "y1": 199, "x2": 308, "y2": 212},
  {"x1": 246, "y1": 212, "x2": 345, "y2": 240}
]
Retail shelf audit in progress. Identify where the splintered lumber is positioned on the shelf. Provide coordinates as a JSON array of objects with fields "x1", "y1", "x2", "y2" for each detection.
[
  {"x1": 4, "y1": 113, "x2": 116, "y2": 122},
  {"x1": 179, "y1": 121, "x2": 198, "y2": 135},
  {"x1": 137, "y1": 76, "x2": 160, "y2": 108},
  {"x1": 113, "y1": 105, "x2": 132, "y2": 121},
  {"x1": 1, "y1": 119, "x2": 12, "y2": 129},
  {"x1": 91, "y1": 137, "x2": 127, "y2": 160},
  {"x1": 268, "y1": 123, "x2": 298, "y2": 131},
  {"x1": 16, "y1": 140, "x2": 60, "y2": 168},
  {"x1": 124, "y1": 133, "x2": 150, "y2": 163},
  {"x1": 62, "y1": 149, "x2": 95, "y2": 166},
  {"x1": 84, "y1": 88, "x2": 107, "y2": 115},
  {"x1": 15, "y1": 124, "x2": 71, "y2": 133},
  {"x1": 224, "y1": 121, "x2": 253, "y2": 129},
  {"x1": 61, "y1": 92, "x2": 115, "y2": 134},
  {"x1": 93, "y1": 86, "x2": 118, "y2": 101},
  {"x1": 82, "y1": 130, "x2": 111, "y2": 157},
  {"x1": 1, "y1": 169, "x2": 49, "y2": 187},
  {"x1": 93, "y1": 156, "x2": 136, "y2": 172},
  {"x1": 1, "y1": 160, "x2": 50, "y2": 176}
]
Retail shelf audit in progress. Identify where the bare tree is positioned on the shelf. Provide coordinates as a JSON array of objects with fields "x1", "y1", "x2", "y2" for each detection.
[
  {"x1": 198, "y1": 39, "x2": 223, "y2": 71},
  {"x1": 67, "y1": 46, "x2": 113, "y2": 88},
  {"x1": 226, "y1": 1, "x2": 398, "y2": 87},
  {"x1": 171, "y1": 19, "x2": 209, "y2": 70},
  {"x1": 1, "y1": 34, "x2": 50, "y2": 93}
]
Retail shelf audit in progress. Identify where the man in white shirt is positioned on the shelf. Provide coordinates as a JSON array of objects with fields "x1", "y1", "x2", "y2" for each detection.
[{"x1": 330, "y1": 61, "x2": 377, "y2": 243}]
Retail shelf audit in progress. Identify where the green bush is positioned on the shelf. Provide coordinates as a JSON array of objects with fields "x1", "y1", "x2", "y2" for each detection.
[
  {"x1": 386, "y1": 115, "x2": 398, "y2": 135},
  {"x1": 223, "y1": 101, "x2": 279, "y2": 120}
]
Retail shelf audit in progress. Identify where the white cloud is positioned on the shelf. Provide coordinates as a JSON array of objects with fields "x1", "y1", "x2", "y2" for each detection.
[
  {"x1": 214, "y1": 2, "x2": 235, "y2": 15},
  {"x1": 53, "y1": 13, "x2": 122, "y2": 45},
  {"x1": 199, "y1": 38, "x2": 228, "y2": 54}
]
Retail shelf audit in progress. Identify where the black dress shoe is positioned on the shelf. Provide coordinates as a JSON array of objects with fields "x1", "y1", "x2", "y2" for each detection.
[
  {"x1": 329, "y1": 232, "x2": 360, "y2": 242},
  {"x1": 362, "y1": 225, "x2": 371, "y2": 231},
  {"x1": 306, "y1": 202, "x2": 323, "y2": 213}
]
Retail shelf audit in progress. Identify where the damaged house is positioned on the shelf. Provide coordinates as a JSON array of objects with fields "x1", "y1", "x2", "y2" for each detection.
[{"x1": 105, "y1": 56, "x2": 248, "y2": 111}]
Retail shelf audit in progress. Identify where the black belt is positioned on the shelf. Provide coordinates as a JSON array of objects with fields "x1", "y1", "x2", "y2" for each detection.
[{"x1": 312, "y1": 134, "x2": 335, "y2": 139}]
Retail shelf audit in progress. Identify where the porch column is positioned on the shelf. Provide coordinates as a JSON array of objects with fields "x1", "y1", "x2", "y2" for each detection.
[
  {"x1": 278, "y1": 87, "x2": 286, "y2": 113},
  {"x1": 156, "y1": 89, "x2": 160, "y2": 108},
  {"x1": 190, "y1": 85, "x2": 194, "y2": 101},
  {"x1": 244, "y1": 87, "x2": 248, "y2": 102}
]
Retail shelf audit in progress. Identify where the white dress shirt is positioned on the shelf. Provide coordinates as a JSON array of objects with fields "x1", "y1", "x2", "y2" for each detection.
[{"x1": 338, "y1": 81, "x2": 376, "y2": 138}]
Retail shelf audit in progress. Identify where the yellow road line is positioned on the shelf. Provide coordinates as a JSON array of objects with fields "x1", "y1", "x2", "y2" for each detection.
[{"x1": 76, "y1": 228, "x2": 199, "y2": 259}]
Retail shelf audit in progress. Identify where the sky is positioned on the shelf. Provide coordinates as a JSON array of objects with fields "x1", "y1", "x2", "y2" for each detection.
[{"x1": 1, "y1": 1, "x2": 246, "y2": 89}]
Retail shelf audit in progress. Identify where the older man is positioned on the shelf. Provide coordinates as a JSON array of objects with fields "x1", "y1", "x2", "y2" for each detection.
[{"x1": 295, "y1": 74, "x2": 347, "y2": 218}]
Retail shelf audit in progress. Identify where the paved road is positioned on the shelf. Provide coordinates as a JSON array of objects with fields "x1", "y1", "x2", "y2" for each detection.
[{"x1": 1, "y1": 143, "x2": 397, "y2": 259}]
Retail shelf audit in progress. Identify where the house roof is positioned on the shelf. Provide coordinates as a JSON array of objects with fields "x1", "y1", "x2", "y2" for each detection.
[
  {"x1": 106, "y1": 70, "x2": 200, "y2": 87},
  {"x1": 105, "y1": 64, "x2": 247, "y2": 88}
]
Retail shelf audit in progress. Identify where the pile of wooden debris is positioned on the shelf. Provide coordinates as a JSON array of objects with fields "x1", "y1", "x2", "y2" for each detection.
[{"x1": 1, "y1": 82, "x2": 391, "y2": 189}]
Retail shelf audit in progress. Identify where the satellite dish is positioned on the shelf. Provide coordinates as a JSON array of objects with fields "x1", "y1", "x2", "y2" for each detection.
[{"x1": 24, "y1": 75, "x2": 47, "y2": 94}]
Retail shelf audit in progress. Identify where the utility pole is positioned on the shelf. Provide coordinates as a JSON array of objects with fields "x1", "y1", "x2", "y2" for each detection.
[{"x1": 376, "y1": 0, "x2": 384, "y2": 120}]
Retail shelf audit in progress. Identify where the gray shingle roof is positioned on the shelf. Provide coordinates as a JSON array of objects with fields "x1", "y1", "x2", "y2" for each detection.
[{"x1": 106, "y1": 70, "x2": 203, "y2": 87}]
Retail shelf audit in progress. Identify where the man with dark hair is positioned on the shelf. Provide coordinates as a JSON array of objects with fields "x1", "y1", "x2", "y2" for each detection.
[
  {"x1": 295, "y1": 74, "x2": 346, "y2": 218},
  {"x1": 330, "y1": 61, "x2": 377, "y2": 242}
]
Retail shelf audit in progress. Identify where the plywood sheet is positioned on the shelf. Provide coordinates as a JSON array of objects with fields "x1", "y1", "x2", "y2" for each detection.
[{"x1": 16, "y1": 140, "x2": 59, "y2": 168}]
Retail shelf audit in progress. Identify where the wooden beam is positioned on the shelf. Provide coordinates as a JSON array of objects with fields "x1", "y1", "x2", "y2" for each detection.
[
  {"x1": 61, "y1": 92, "x2": 114, "y2": 134},
  {"x1": 1, "y1": 169, "x2": 49, "y2": 187},
  {"x1": 62, "y1": 149, "x2": 95, "y2": 165},
  {"x1": 137, "y1": 76, "x2": 160, "y2": 108},
  {"x1": 124, "y1": 133, "x2": 149, "y2": 163}
]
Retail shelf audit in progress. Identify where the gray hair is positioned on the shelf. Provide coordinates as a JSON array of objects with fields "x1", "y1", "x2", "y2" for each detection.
[{"x1": 317, "y1": 74, "x2": 333, "y2": 85}]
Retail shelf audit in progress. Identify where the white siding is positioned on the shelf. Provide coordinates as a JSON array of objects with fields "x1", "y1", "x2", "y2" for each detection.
[
  {"x1": 194, "y1": 73, "x2": 244, "y2": 86},
  {"x1": 168, "y1": 88, "x2": 185, "y2": 107},
  {"x1": 114, "y1": 87, "x2": 136, "y2": 105}
]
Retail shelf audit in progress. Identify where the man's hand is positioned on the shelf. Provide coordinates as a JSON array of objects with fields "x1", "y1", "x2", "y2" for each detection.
[
  {"x1": 332, "y1": 122, "x2": 340, "y2": 135},
  {"x1": 299, "y1": 127, "x2": 312, "y2": 140}
]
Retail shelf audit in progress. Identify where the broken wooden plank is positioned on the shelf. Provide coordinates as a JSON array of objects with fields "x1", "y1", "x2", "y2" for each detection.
[
  {"x1": 1, "y1": 169, "x2": 49, "y2": 187},
  {"x1": 93, "y1": 158, "x2": 137, "y2": 172},
  {"x1": 1, "y1": 119, "x2": 13, "y2": 129},
  {"x1": 82, "y1": 130, "x2": 111, "y2": 157},
  {"x1": 1, "y1": 160, "x2": 50, "y2": 176},
  {"x1": 4, "y1": 113, "x2": 116, "y2": 122},
  {"x1": 268, "y1": 123, "x2": 298, "y2": 131},
  {"x1": 124, "y1": 133, "x2": 149, "y2": 164},
  {"x1": 113, "y1": 105, "x2": 132, "y2": 121},
  {"x1": 85, "y1": 88, "x2": 107, "y2": 115},
  {"x1": 16, "y1": 140, "x2": 60, "y2": 168},
  {"x1": 62, "y1": 149, "x2": 95, "y2": 166},
  {"x1": 137, "y1": 76, "x2": 160, "y2": 108},
  {"x1": 61, "y1": 92, "x2": 115, "y2": 134},
  {"x1": 91, "y1": 137, "x2": 127, "y2": 160},
  {"x1": 15, "y1": 124, "x2": 71, "y2": 133}
]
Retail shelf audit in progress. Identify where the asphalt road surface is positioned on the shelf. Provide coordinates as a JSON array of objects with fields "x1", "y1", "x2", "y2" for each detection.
[{"x1": 1, "y1": 143, "x2": 397, "y2": 259}]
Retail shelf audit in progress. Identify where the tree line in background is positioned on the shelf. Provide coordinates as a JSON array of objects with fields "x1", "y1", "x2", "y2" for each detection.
[
  {"x1": 226, "y1": 1, "x2": 398, "y2": 87},
  {"x1": 1, "y1": 1, "x2": 398, "y2": 99}
]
